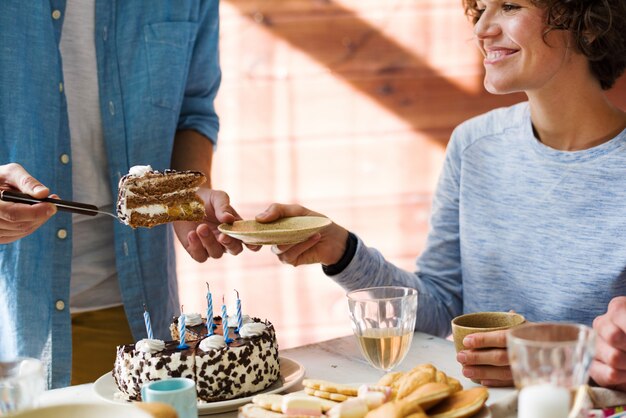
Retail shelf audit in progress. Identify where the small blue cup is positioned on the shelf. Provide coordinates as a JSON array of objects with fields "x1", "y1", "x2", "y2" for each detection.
[{"x1": 141, "y1": 377, "x2": 197, "y2": 418}]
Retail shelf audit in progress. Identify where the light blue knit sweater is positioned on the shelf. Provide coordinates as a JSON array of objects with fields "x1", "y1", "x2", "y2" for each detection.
[{"x1": 330, "y1": 102, "x2": 626, "y2": 337}]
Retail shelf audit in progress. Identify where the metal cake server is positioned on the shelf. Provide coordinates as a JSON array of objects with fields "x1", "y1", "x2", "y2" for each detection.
[{"x1": 0, "y1": 190, "x2": 118, "y2": 219}]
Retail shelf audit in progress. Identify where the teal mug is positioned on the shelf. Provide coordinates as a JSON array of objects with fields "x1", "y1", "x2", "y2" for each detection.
[{"x1": 141, "y1": 377, "x2": 197, "y2": 418}]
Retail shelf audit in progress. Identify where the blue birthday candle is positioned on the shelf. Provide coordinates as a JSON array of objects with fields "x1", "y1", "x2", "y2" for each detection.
[
  {"x1": 143, "y1": 304, "x2": 154, "y2": 340},
  {"x1": 234, "y1": 289, "x2": 243, "y2": 333},
  {"x1": 177, "y1": 305, "x2": 190, "y2": 350},
  {"x1": 206, "y1": 283, "x2": 214, "y2": 336},
  {"x1": 222, "y1": 296, "x2": 233, "y2": 344}
]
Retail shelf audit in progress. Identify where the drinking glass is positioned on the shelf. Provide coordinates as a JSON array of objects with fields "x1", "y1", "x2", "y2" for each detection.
[
  {"x1": 507, "y1": 322, "x2": 595, "y2": 418},
  {"x1": 347, "y1": 286, "x2": 418, "y2": 372},
  {"x1": 0, "y1": 357, "x2": 45, "y2": 414}
]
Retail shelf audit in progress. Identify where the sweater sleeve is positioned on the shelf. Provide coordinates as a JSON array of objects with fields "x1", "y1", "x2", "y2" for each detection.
[{"x1": 328, "y1": 128, "x2": 466, "y2": 338}]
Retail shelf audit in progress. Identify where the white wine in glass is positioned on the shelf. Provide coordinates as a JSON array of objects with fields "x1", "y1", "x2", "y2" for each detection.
[
  {"x1": 355, "y1": 328, "x2": 413, "y2": 371},
  {"x1": 347, "y1": 286, "x2": 418, "y2": 372}
]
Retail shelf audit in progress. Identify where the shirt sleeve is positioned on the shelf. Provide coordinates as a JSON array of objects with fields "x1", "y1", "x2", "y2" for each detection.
[
  {"x1": 328, "y1": 128, "x2": 466, "y2": 338},
  {"x1": 177, "y1": 0, "x2": 221, "y2": 144}
]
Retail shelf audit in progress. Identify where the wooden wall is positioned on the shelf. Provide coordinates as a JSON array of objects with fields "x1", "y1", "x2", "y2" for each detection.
[{"x1": 177, "y1": 0, "x2": 626, "y2": 348}]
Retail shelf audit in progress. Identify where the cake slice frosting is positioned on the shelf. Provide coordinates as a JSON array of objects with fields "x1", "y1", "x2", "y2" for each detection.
[{"x1": 116, "y1": 165, "x2": 206, "y2": 228}]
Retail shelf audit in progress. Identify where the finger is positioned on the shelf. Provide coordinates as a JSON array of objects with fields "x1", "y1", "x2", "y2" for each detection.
[
  {"x1": 590, "y1": 359, "x2": 626, "y2": 390},
  {"x1": 463, "y1": 329, "x2": 508, "y2": 349},
  {"x1": 217, "y1": 230, "x2": 244, "y2": 255},
  {"x1": 185, "y1": 231, "x2": 209, "y2": 262},
  {"x1": 196, "y1": 225, "x2": 226, "y2": 259},
  {"x1": 0, "y1": 163, "x2": 50, "y2": 197},
  {"x1": 244, "y1": 243, "x2": 262, "y2": 252},
  {"x1": 457, "y1": 348, "x2": 509, "y2": 367},
  {"x1": 0, "y1": 201, "x2": 56, "y2": 224},
  {"x1": 594, "y1": 315, "x2": 626, "y2": 351},
  {"x1": 479, "y1": 379, "x2": 514, "y2": 387},
  {"x1": 271, "y1": 244, "x2": 294, "y2": 255},
  {"x1": 209, "y1": 191, "x2": 237, "y2": 224},
  {"x1": 462, "y1": 365, "x2": 512, "y2": 383},
  {"x1": 277, "y1": 234, "x2": 322, "y2": 266},
  {"x1": 255, "y1": 203, "x2": 322, "y2": 223},
  {"x1": 594, "y1": 335, "x2": 626, "y2": 371}
]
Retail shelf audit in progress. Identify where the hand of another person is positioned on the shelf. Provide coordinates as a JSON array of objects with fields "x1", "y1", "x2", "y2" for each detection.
[
  {"x1": 0, "y1": 163, "x2": 57, "y2": 244},
  {"x1": 456, "y1": 329, "x2": 514, "y2": 387},
  {"x1": 255, "y1": 203, "x2": 349, "y2": 267},
  {"x1": 589, "y1": 297, "x2": 626, "y2": 391},
  {"x1": 173, "y1": 188, "x2": 260, "y2": 262}
]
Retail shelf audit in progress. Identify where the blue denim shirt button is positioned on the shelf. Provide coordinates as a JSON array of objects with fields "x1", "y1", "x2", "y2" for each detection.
[
  {"x1": 60, "y1": 154, "x2": 70, "y2": 164},
  {"x1": 56, "y1": 229, "x2": 67, "y2": 240},
  {"x1": 52, "y1": 10, "x2": 61, "y2": 20},
  {"x1": 55, "y1": 300, "x2": 65, "y2": 311},
  {"x1": 59, "y1": 82, "x2": 64, "y2": 93}
]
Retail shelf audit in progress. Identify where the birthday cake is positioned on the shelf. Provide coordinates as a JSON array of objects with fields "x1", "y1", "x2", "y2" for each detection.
[
  {"x1": 116, "y1": 165, "x2": 207, "y2": 228},
  {"x1": 112, "y1": 315, "x2": 280, "y2": 402}
]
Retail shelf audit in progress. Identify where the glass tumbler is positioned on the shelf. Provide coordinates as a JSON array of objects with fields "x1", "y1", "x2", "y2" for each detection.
[
  {"x1": 0, "y1": 357, "x2": 45, "y2": 414},
  {"x1": 508, "y1": 322, "x2": 595, "y2": 418},
  {"x1": 347, "y1": 286, "x2": 418, "y2": 372}
]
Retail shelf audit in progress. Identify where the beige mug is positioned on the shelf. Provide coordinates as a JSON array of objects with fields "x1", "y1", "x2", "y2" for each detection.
[{"x1": 451, "y1": 311, "x2": 526, "y2": 353}]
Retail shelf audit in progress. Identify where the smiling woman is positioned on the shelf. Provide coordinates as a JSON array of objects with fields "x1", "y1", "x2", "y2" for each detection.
[{"x1": 248, "y1": 0, "x2": 626, "y2": 393}]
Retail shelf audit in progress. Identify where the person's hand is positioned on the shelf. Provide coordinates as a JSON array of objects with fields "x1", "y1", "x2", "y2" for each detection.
[
  {"x1": 173, "y1": 188, "x2": 260, "y2": 262},
  {"x1": 0, "y1": 163, "x2": 57, "y2": 244},
  {"x1": 456, "y1": 329, "x2": 513, "y2": 387},
  {"x1": 255, "y1": 203, "x2": 348, "y2": 267},
  {"x1": 590, "y1": 297, "x2": 626, "y2": 391}
]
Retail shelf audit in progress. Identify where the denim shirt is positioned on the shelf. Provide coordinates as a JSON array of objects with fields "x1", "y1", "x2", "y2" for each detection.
[{"x1": 0, "y1": 0, "x2": 220, "y2": 388}]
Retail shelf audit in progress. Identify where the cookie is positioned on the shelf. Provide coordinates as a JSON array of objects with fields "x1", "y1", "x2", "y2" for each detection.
[
  {"x1": 253, "y1": 393, "x2": 338, "y2": 413},
  {"x1": 326, "y1": 397, "x2": 369, "y2": 418},
  {"x1": 239, "y1": 403, "x2": 286, "y2": 418},
  {"x1": 253, "y1": 394, "x2": 285, "y2": 413},
  {"x1": 364, "y1": 398, "x2": 424, "y2": 418},
  {"x1": 396, "y1": 369, "x2": 436, "y2": 399},
  {"x1": 427, "y1": 387, "x2": 489, "y2": 418},
  {"x1": 402, "y1": 382, "x2": 451, "y2": 410},
  {"x1": 282, "y1": 394, "x2": 322, "y2": 416},
  {"x1": 302, "y1": 379, "x2": 359, "y2": 397},
  {"x1": 376, "y1": 372, "x2": 404, "y2": 387},
  {"x1": 304, "y1": 387, "x2": 353, "y2": 402}
]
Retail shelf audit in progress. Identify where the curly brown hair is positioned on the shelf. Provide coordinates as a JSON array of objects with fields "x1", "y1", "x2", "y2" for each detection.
[{"x1": 463, "y1": 0, "x2": 626, "y2": 90}]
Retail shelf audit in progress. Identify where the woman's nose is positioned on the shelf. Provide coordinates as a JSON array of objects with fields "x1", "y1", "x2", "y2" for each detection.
[{"x1": 474, "y1": 11, "x2": 500, "y2": 39}]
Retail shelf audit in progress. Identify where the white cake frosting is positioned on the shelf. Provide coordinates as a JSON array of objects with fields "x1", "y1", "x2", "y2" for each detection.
[{"x1": 135, "y1": 338, "x2": 165, "y2": 354}]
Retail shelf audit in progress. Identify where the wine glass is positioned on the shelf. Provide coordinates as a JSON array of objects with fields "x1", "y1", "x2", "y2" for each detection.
[{"x1": 347, "y1": 286, "x2": 418, "y2": 372}]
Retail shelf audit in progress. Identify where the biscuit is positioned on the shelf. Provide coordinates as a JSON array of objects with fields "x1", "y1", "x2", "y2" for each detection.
[
  {"x1": 402, "y1": 382, "x2": 451, "y2": 410},
  {"x1": 326, "y1": 397, "x2": 369, "y2": 418},
  {"x1": 304, "y1": 387, "x2": 354, "y2": 402},
  {"x1": 376, "y1": 372, "x2": 404, "y2": 387},
  {"x1": 239, "y1": 404, "x2": 286, "y2": 418},
  {"x1": 365, "y1": 398, "x2": 424, "y2": 418},
  {"x1": 427, "y1": 387, "x2": 489, "y2": 418},
  {"x1": 253, "y1": 393, "x2": 337, "y2": 413},
  {"x1": 253, "y1": 394, "x2": 285, "y2": 413},
  {"x1": 396, "y1": 369, "x2": 436, "y2": 399},
  {"x1": 302, "y1": 379, "x2": 359, "y2": 397},
  {"x1": 446, "y1": 377, "x2": 463, "y2": 394}
]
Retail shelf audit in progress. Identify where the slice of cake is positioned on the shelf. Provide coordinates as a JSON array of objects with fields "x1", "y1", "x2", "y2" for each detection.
[
  {"x1": 116, "y1": 165, "x2": 207, "y2": 228},
  {"x1": 112, "y1": 316, "x2": 280, "y2": 402}
]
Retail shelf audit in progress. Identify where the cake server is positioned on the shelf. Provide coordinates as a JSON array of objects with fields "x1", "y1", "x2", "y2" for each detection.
[{"x1": 0, "y1": 190, "x2": 118, "y2": 218}]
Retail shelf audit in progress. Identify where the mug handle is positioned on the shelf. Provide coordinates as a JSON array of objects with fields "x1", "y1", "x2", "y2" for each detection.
[{"x1": 141, "y1": 384, "x2": 147, "y2": 401}]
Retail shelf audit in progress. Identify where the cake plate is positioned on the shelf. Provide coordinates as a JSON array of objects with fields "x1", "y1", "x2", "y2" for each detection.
[{"x1": 93, "y1": 356, "x2": 305, "y2": 415}]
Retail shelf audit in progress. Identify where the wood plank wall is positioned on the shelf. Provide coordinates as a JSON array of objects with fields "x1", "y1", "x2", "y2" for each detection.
[{"x1": 177, "y1": 0, "x2": 626, "y2": 348}]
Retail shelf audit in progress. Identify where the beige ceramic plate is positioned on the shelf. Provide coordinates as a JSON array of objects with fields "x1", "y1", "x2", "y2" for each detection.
[{"x1": 218, "y1": 216, "x2": 332, "y2": 245}]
